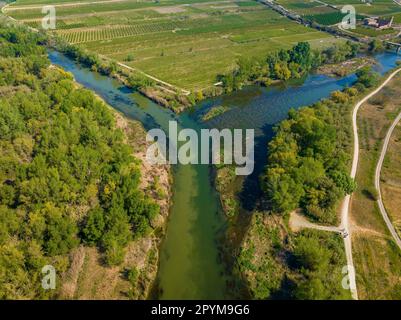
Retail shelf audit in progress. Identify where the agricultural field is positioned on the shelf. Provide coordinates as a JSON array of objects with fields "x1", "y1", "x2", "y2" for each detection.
[
  {"x1": 306, "y1": 0, "x2": 401, "y2": 17},
  {"x1": 394, "y1": 11, "x2": 401, "y2": 23},
  {"x1": 276, "y1": 0, "x2": 337, "y2": 15},
  {"x1": 277, "y1": 0, "x2": 401, "y2": 26},
  {"x1": 350, "y1": 25, "x2": 397, "y2": 37},
  {"x1": 4, "y1": 0, "x2": 340, "y2": 92},
  {"x1": 304, "y1": 11, "x2": 364, "y2": 25}
]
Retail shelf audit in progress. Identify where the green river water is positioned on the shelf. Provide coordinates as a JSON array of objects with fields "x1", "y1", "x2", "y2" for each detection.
[{"x1": 48, "y1": 50, "x2": 400, "y2": 299}]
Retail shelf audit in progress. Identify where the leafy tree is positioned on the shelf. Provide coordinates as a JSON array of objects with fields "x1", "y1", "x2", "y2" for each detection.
[
  {"x1": 263, "y1": 169, "x2": 304, "y2": 213},
  {"x1": 102, "y1": 238, "x2": 125, "y2": 266},
  {"x1": 356, "y1": 66, "x2": 379, "y2": 88},
  {"x1": 369, "y1": 39, "x2": 384, "y2": 53},
  {"x1": 0, "y1": 24, "x2": 161, "y2": 297},
  {"x1": 293, "y1": 236, "x2": 330, "y2": 272},
  {"x1": 262, "y1": 85, "x2": 358, "y2": 222},
  {"x1": 83, "y1": 207, "x2": 105, "y2": 245},
  {"x1": 295, "y1": 278, "x2": 328, "y2": 300},
  {"x1": 43, "y1": 205, "x2": 79, "y2": 256}
]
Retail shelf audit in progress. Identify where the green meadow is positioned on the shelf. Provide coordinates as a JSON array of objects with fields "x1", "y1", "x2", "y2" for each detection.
[
  {"x1": 6, "y1": 0, "x2": 340, "y2": 91},
  {"x1": 277, "y1": 0, "x2": 401, "y2": 26}
]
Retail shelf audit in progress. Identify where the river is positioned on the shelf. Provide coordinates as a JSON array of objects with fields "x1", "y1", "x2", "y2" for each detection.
[{"x1": 48, "y1": 50, "x2": 400, "y2": 299}]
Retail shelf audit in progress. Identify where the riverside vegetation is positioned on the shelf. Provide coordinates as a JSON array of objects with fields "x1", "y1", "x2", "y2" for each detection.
[
  {"x1": 214, "y1": 40, "x2": 364, "y2": 222},
  {"x1": 1, "y1": 4, "x2": 399, "y2": 300},
  {"x1": 231, "y1": 66, "x2": 382, "y2": 299},
  {"x1": 218, "y1": 40, "x2": 360, "y2": 92},
  {"x1": 5, "y1": 0, "x2": 339, "y2": 92},
  {"x1": 0, "y1": 23, "x2": 169, "y2": 299},
  {"x1": 53, "y1": 38, "x2": 362, "y2": 112}
]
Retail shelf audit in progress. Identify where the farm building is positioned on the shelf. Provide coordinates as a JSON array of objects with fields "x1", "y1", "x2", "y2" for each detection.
[{"x1": 364, "y1": 16, "x2": 394, "y2": 29}]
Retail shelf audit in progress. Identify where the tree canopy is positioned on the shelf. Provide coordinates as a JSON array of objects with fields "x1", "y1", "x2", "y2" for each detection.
[
  {"x1": 260, "y1": 66, "x2": 381, "y2": 224},
  {"x1": 0, "y1": 24, "x2": 159, "y2": 298},
  {"x1": 219, "y1": 41, "x2": 359, "y2": 92}
]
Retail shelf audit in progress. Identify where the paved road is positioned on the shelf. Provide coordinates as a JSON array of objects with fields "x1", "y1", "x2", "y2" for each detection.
[
  {"x1": 291, "y1": 68, "x2": 401, "y2": 300},
  {"x1": 375, "y1": 111, "x2": 401, "y2": 250},
  {"x1": 341, "y1": 67, "x2": 401, "y2": 300}
]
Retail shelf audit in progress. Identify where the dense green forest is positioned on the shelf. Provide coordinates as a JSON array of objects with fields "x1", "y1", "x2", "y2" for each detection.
[
  {"x1": 0, "y1": 24, "x2": 159, "y2": 299},
  {"x1": 261, "y1": 66, "x2": 379, "y2": 224},
  {"x1": 219, "y1": 41, "x2": 360, "y2": 92}
]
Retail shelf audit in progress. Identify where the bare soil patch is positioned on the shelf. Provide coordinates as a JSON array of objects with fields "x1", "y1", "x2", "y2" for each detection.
[{"x1": 152, "y1": 6, "x2": 186, "y2": 14}]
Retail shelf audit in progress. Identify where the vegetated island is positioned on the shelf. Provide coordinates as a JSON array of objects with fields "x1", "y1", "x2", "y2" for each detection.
[
  {"x1": 317, "y1": 56, "x2": 376, "y2": 77},
  {"x1": 202, "y1": 105, "x2": 229, "y2": 122}
]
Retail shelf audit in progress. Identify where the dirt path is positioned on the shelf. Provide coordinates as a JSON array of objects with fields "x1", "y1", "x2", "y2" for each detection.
[
  {"x1": 115, "y1": 61, "x2": 191, "y2": 96},
  {"x1": 289, "y1": 68, "x2": 401, "y2": 301},
  {"x1": 289, "y1": 211, "x2": 342, "y2": 234},
  {"x1": 375, "y1": 110, "x2": 401, "y2": 250},
  {"x1": 343, "y1": 67, "x2": 401, "y2": 300}
]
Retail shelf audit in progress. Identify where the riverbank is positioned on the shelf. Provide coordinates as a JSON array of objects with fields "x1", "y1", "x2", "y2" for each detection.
[
  {"x1": 46, "y1": 33, "x2": 360, "y2": 113},
  {"x1": 228, "y1": 62, "x2": 399, "y2": 299},
  {"x1": 317, "y1": 56, "x2": 376, "y2": 77},
  {"x1": 57, "y1": 112, "x2": 172, "y2": 300},
  {"x1": 47, "y1": 49, "x2": 235, "y2": 300},
  {"x1": 55, "y1": 67, "x2": 172, "y2": 299},
  {"x1": 46, "y1": 33, "x2": 401, "y2": 299},
  {"x1": 0, "y1": 12, "x2": 198, "y2": 113}
]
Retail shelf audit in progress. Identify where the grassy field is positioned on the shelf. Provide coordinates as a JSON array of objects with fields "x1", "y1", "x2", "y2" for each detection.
[
  {"x1": 394, "y1": 11, "x2": 401, "y2": 23},
  {"x1": 5, "y1": 0, "x2": 340, "y2": 91},
  {"x1": 350, "y1": 25, "x2": 397, "y2": 37},
  {"x1": 277, "y1": 0, "x2": 401, "y2": 26},
  {"x1": 351, "y1": 74, "x2": 401, "y2": 299},
  {"x1": 314, "y1": 0, "x2": 401, "y2": 17},
  {"x1": 304, "y1": 11, "x2": 364, "y2": 25},
  {"x1": 381, "y1": 122, "x2": 401, "y2": 239}
]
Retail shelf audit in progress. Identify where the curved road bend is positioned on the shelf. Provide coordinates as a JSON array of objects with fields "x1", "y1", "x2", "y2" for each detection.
[
  {"x1": 341, "y1": 67, "x2": 401, "y2": 300},
  {"x1": 375, "y1": 111, "x2": 401, "y2": 250}
]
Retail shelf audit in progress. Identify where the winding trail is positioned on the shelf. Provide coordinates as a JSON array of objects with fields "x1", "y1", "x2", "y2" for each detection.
[
  {"x1": 290, "y1": 68, "x2": 401, "y2": 301},
  {"x1": 116, "y1": 62, "x2": 191, "y2": 96},
  {"x1": 375, "y1": 110, "x2": 401, "y2": 250},
  {"x1": 341, "y1": 67, "x2": 401, "y2": 300}
]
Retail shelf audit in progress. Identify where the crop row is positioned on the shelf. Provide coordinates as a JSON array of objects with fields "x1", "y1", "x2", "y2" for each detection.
[{"x1": 57, "y1": 21, "x2": 193, "y2": 43}]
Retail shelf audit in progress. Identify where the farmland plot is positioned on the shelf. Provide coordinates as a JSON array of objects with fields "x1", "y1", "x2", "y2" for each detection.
[
  {"x1": 277, "y1": 0, "x2": 401, "y2": 26},
  {"x1": 6, "y1": 0, "x2": 340, "y2": 91}
]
